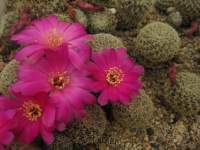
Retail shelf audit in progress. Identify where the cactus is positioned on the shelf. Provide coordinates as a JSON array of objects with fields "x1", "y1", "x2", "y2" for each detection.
[
  {"x1": 174, "y1": 0, "x2": 200, "y2": 19},
  {"x1": 97, "y1": 122, "x2": 150, "y2": 150},
  {"x1": 155, "y1": 0, "x2": 175, "y2": 12},
  {"x1": 55, "y1": 9, "x2": 88, "y2": 27},
  {"x1": 111, "y1": 0, "x2": 153, "y2": 30},
  {"x1": 88, "y1": 8, "x2": 117, "y2": 33},
  {"x1": 75, "y1": 9, "x2": 88, "y2": 28},
  {"x1": 0, "y1": 11, "x2": 20, "y2": 36},
  {"x1": 165, "y1": 72, "x2": 200, "y2": 116},
  {"x1": 49, "y1": 105, "x2": 107, "y2": 148},
  {"x1": 189, "y1": 117, "x2": 200, "y2": 148},
  {"x1": 0, "y1": 59, "x2": 19, "y2": 96},
  {"x1": 89, "y1": 33, "x2": 125, "y2": 51},
  {"x1": 112, "y1": 90, "x2": 155, "y2": 129},
  {"x1": 167, "y1": 11, "x2": 183, "y2": 28},
  {"x1": 136, "y1": 22, "x2": 181, "y2": 65},
  {"x1": 7, "y1": 0, "x2": 66, "y2": 18}
]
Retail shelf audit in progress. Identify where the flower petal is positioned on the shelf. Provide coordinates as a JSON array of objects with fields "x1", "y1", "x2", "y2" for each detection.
[
  {"x1": 0, "y1": 131, "x2": 14, "y2": 145},
  {"x1": 98, "y1": 89, "x2": 109, "y2": 106},
  {"x1": 15, "y1": 45, "x2": 44, "y2": 62},
  {"x1": 18, "y1": 123, "x2": 39, "y2": 144},
  {"x1": 42, "y1": 105, "x2": 55, "y2": 128},
  {"x1": 41, "y1": 128, "x2": 54, "y2": 145}
]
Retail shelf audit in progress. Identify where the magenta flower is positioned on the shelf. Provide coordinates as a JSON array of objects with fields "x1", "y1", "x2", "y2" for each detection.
[
  {"x1": 11, "y1": 49, "x2": 95, "y2": 128},
  {"x1": 12, "y1": 15, "x2": 92, "y2": 66},
  {"x1": 0, "y1": 94, "x2": 56, "y2": 145},
  {"x1": 88, "y1": 48, "x2": 144, "y2": 105},
  {"x1": 0, "y1": 103, "x2": 15, "y2": 149}
]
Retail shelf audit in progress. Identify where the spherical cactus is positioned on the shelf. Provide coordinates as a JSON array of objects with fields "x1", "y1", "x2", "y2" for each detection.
[
  {"x1": 98, "y1": 123, "x2": 150, "y2": 150},
  {"x1": 112, "y1": 90, "x2": 155, "y2": 129},
  {"x1": 155, "y1": 0, "x2": 175, "y2": 12},
  {"x1": 7, "y1": 0, "x2": 66, "y2": 18},
  {"x1": 190, "y1": 117, "x2": 200, "y2": 147},
  {"x1": 0, "y1": 0, "x2": 7, "y2": 18},
  {"x1": 55, "y1": 9, "x2": 88, "y2": 27},
  {"x1": 111, "y1": 0, "x2": 153, "y2": 30},
  {"x1": 84, "y1": 0, "x2": 111, "y2": 5},
  {"x1": 88, "y1": 8, "x2": 117, "y2": 33},
  {"x1": 136, "y1": 22, "x2": 181, "y2": 65},
  {"x1": 48, "y1": 133, "x2": 74, "y2": 150},
  {"x1": 167, "y1": 11, "x2": 183, "y2": 28},
  {"x1": 75, "y1": 9, "x2": 88, "y2": 28},
  {"x1": 50, "y1": 105, "x2": 107, "y2": 147},
  {"x1": 165, "y1": 72, "x2": 200, "y2": 116},
  {"x1": 0, "y1": 11, "x2": 19, "y2": 36},
  {"x1": 0, "y1": 59, "x2": 19, "y2": 96},
  {"x1": 174, "y1": 0, "x2": 200, "y2": 19},
  {"x1": 89, "y1": 33, "x2": 125, "y2": 51},
  {"x1": 55, "y1": 13, "x2": 72, "y2": 22}
]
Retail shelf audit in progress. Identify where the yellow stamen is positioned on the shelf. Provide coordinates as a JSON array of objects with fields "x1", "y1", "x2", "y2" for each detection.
[
  {"x1": 22, "y1": 101, "x2": 42, "y2": 122},
  {"x1": 45, "y1": 28, "x2": 64, "y2": 48},
  {"x1": 49, "y1": 71, "x2": 70, "y2": 90},
  {"x1": 106, "y1": 67, "x2": 124, "y2": 86}
]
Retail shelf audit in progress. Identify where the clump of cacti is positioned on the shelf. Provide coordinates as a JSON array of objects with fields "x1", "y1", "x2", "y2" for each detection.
[
  {"x1": 88, "y1": 8, "x2": 117, "y2": 33},
  {"x1": 0, "y1": 59, "x2": 19, "y2": 96},
  {"x1": 111, "y1": 0, "x2": 153, "y2": 30},
  {"x1": 112, "y1": 90, "x2": 155, "y2": 129},
  {"x1": 165, "y1": 72, "x2": 200, "y2": 116},
  {"x1": 136, "y1": 22, "x2": 181, "y2": 65},
  {"x1": 49, "y1": 105, "x2": 107, "y2": 148},
  {"x1": 89, "y1": 33, "x2": 125, "y2": 51}
]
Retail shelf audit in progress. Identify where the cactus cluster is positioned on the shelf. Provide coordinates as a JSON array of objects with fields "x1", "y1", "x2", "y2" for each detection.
[
  {"x1": 136, "y1": 22, "x2": 181, "y2": 65},
  {"x1": 112, "y1": 90, "x2": 155, "y2": 129},
  {"x1": 165, "y1": 72, "x2": 200, "y2": 116},
  {"x1": 0, "y1": 59, "x2": 19, "y2": 96},
  {"x1": 89, "y1": 33, "x2": 125, "y2": 51},
  {"x1": 111, "y1": 0, "x2": 153, "y2": 30}
]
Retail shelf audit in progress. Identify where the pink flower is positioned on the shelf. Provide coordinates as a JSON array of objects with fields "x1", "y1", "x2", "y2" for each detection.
[
  {"x1": 0, "y1": 101, "x2": 15, "y2": 149},
  {"x1": 0, "y1": 94, "x2": 56, "y2": 145},
  {"x1": 11, "y1": 49, "x2": 95, "y2": 128},
  {"x1": 88, "y1": 48, "x2": 144, "y2": 105},
  {"x1": 12, "y1": 15, "x2": 92, "y2": 67}
]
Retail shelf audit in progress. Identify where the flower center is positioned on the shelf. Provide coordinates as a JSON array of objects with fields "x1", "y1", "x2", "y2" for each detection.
[
  {"x1": 106, "y1": 67, "x2": 124, "y2": 86},
  {"x1": 46, "y1": 28, "x2": 64, "y2": 49},
  {"x1": 22, "y1": 101, "x2": 42, "y2": 122},
  {"x1": 49, "y1": 72, "x2": 70, "y2": 90}
]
